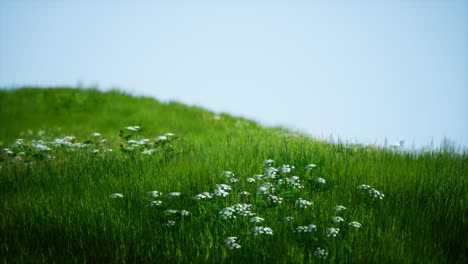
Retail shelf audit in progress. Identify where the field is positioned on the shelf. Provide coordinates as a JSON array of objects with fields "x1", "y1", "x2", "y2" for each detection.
[{"x1": 1, "y1": 88, "x2": 467, "y2": 263}]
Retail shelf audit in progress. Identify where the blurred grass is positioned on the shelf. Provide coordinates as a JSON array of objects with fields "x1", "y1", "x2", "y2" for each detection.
[{"x1": 0, "y1": 87, "x2": 467, "y2": 263}]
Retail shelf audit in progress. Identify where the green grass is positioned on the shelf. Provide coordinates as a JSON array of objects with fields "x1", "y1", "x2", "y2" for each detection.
[{"x1": 1, "y1": 87, "x2": 467, "y2": 263}]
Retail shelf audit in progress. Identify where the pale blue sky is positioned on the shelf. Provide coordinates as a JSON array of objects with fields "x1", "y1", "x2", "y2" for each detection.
[{"x1": 1, "y1": 0, "x2": 467, "y2": 148}]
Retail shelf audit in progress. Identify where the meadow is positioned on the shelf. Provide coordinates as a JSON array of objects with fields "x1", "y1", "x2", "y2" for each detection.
[{"x1": 0, "y1": 88, "x2": 467, "y2": 263}]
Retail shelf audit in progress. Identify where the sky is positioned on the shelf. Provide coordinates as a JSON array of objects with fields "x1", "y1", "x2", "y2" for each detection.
[{"x1": 1, "y1": 0, "x2": 467, "y2": 148}]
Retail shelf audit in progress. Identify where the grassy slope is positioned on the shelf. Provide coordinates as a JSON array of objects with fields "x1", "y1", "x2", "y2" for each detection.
[{"x1": 0, "y1": 87, "x2": 467, "y2": 263}]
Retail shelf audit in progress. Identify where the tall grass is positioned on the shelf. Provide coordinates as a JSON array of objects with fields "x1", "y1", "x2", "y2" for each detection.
[{"x1": 1, "y1": 87, "x2": 467, "y2": 263}]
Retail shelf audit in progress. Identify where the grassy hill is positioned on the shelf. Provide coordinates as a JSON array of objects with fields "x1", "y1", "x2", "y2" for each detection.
[{"x1": 1, "y1": 87, "x2": 467, "y2": 263}]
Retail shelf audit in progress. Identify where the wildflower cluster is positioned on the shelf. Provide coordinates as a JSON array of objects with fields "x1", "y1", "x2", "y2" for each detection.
[
  {"x1": 224, "y1": 237, "x2": 241, "y2": 249},
  {"x1": 250, "y1": 226, "x2": 274, "y2": 236},
  {"x1": 357, "y1": 184, "x2": 385, "y2": 200},
  {"x1": 220, "y1": 203, "x2": 255, "y2": 219}
]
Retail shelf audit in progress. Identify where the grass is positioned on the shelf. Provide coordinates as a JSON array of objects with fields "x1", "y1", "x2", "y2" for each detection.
[{"x1": 0, "y1": 87, "x2": 467, "y2": 263}]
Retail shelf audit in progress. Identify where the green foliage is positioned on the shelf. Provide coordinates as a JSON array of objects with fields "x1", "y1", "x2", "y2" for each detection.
[{"x1": 0, "y1": 87, "x2": 467, "y2": 263}]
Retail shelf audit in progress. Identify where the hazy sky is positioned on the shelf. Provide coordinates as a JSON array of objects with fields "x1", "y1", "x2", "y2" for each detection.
[{"x1": 1, "y1": 0, "x2": 467, "y2": 148}]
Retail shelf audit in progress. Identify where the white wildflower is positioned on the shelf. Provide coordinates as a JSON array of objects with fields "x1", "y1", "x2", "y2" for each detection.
[
  {"x1": 279, "y1": 164, "x2": 294, "y2": 174},
  {"x1": 215, "y1": 184, "x2": 232, "y2": 191},
  {"x1": 166, "y1": 192, "x2": 181, "y2": 198},
  {"x1": 305, "y1": 164, "x2": 317, "y2": 170},
  {"x1": 91, "y1": 133, "x2": 101, "y2": 137},
  {"x1": 34, "y1": 144, "x2": 51, "y2": 151},
  {"x1": 257, "y1": 182, "x2": 275, "y2": 195},
  {"x1": 179, "y1": 210, "x2": 190, "y2": 216},
  {"x1": 12, "y1": 139, "x2": 24, "y2": 148},
  {"x1": 224, "y1": 237, "x2": 241, "y2": 249},
  {"x1": 147, "y1": 200, "x2": 162, "y2": 207},
  {"x1": 229, "y1": 178, "x2": 239, "y2": 183},
  {"x1": 293, "y1": 224, "x2": 317, "y2": 233},
  {"x1": 164, "y1": 132, "x2": 175, "y2": 137},
  {"x1": 368, "y1": 188, "x2": 385, "y2": 200},
  {"x1": 155, "y1": 136, "x2": 167, "y2": 141},
  {"x1": 313, "y1": 247, "x2": 327, "y2": 259},
  {"x1": 255, "y1": 174, "x2": 264, "y2": 180},
  {"x1": 250, "y1": 216, "x2": 265, "y2": 223},
  {"x1": 92, "y1": 149, "x2": 99, "y2": 154},
  {"x1": 263, "y1": 167, "x2": 278, "y2": 179},
  {"x1": 141, "y1": 149, "x2": 156, "y2": 155},
  {"x1": 220, "y1": 207, "x2": 236, "y2": 219},
  {"x1": 147, "y1": 191, "x2": 163, "y2": 198},
  {"x1": 125, "y1": 126, "x2": 140, "y2": 131},
  {"x1": 295, "y1": 198, "x2": 313, "y2": 208},
  {"x1": 164, "y1": 209, "x2": 179, "y2": 215},
  {"x1": 214, "y1": 188, "x2": 229, "y2": 197},
  {"x1": 110, "y1": 193, "x2": 123, "y2": 198},
  {"x1": 332, "y1": 216, "x2": 345, "y2": 223},
  {"x1": 232, "y1": 203, "x2": 255, "y2": 216},
  {"x1": 250, "y1": 226, "x2": 273, "y2": 236},
  {"x1": 356, "y1": 184, "x2": 371, "y2": 190},
  {"x1": 348, "y1": 221, "x2": 362, "y2": 228},
  {"x1": 194, "y1": 192, "x2": 213, "y2": 200},
  {"x1": 282, "y1": 216, "x2": 294, "y2": 222},
  {"x1": 222, "y1": 171, "x2": 234, "y2": 178},
  {"x1": 317, "y1": 177, "x2": 326, "y2": 184},
  {"x1": 262, "y1": 159, "x2": 274, "y2": 167},
  {"x1": 246, "y1": 178, "x2": 256, "y2": 183},
  {"x1": 332, "y1": 205, "x2": 347, "y2": 211},
  {"x1": 326, "y1": 227, "x2": 340, "y2": 237},
  {"x1": 240, "y1": 191, "x2": 250, "y2": 196},
  {"x1": 267, "y1": 194, "x2": 283, "y2": 204},
  {"x1": 164, "y1": 220, "x2": 176, "y2": 227}
]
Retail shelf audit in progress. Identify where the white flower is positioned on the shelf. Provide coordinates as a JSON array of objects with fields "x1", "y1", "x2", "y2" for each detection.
[
  {"x1": 250, "y1": 216, "x2": 265, "y2": 223},
  {"x1": 166, "y1": 192, "x2": 181, "y2": 198},
  {"x1": 255, "y1": 174, "x2": 264, "y2": 180},
  {"x1": 91, "y1": 133, "x2": 101, "y2": 137},
  {"x1": 34, "y1": 144, "x2": 51, "y2": 151},
  {"x1": 262, "y1": 159, "x2": 274, "y2": 167},
  {"x1": 279, "y1": 164, "x2": 294, "y2": 174},
  {"x1": 222, "y1": 171, "x2": 234, "y2": 178},
  {"x1": 224, "y1": 237, "x2": 241, "y2": 249},
  {"x1": 229, "y1": 178, "x2": 239, "y2": 183},
  {"x1": 125, "y1": 126, "x2": 140, "y2": 131},
  {"x1": 326, "y1": 227, "x2": 340, "y2": 237},
  {"x1": 293, "y1": 224, "x2": 317, "y2": 233},
  {"x1": 368, "y1": 188, "x2": 385, "y2": 200},
  {"x1": 257, "y1": 182, "x2": 275, "y2": 195},
  {"x1": 214, "y1": 188, "x2": 229, "y2": 197},
  {"x1": 12, "y1": 139, "x2": 24, "y2": 148},
  {"x1": 147, "y1": 191, "x2": 163, "y2": 198},
  {"x1": 215, "y1": 184, "x2": 232, "y2": 191},
  {"x1": 240, "y1": 191, "x2": 250, "y2": 196},
  {"x1": 110, "y1": 193, "x2": 123, "y2": 198},
  {"x1": 317, "y1": 178, "x2": 326, "y2": 184},
  {"x1": 141, "y1": 149, "x2": 156, "y2": 155},
  {"x1": 147, "y1": 200, "x2": 162, "y2": 207},
  {"x1": 282, "y1": 216, "x2": 294, "y2": 222},
  {"x1": 164, "y1": 132, "x2": 175, "y2": 137},
  {"x1": 313, "y1": 247, "x2": 327, "y2": 259},
  {"x1": 267, "y1": 194, "x2": 283, "y2": 204},
  {"x1": 263, "y1": 167, "x2": 278, "y2": 179},
  {"x1": 332, "y1": 216, "x2": 344, "y2": 223},
  {"x1": 155, "y1": 136, "x2": 167, "y2": 141},
  {"x1": 246, "y1": 178, "x2": 256, "y2": 183},
  {"x1": 164, "y1": 209, "x2": 179, "y2": 215},
  {"x1": 232, "y1": 203, "x2": 255, "y2": 216},
  {"x1": 356, "y1": 184, "x2": 371, "y2": 190},
  {"x1": 250, "y1": 226, "x2": 273, "y2": 236},
  {"x1": 332, "y1": 205, "x2": 347, "y2": 211},
  {"x1": 164, "y1": 220, "x2": 176, "y2": 227},
  {"x1": 92, "y1": 149, "x2": 99, "y2": 154},
  {"x1": 194, "y1": 192, "x2": 213, "y2": 200},
  {"x1": 348, "y1": 221, "x2": 362, "y2": 228},
  {"x1": 305, "y1": 164, "x2": 317, "y2": 170},
  {"x1": 179, "y1": 210, "x2": 190, "y2": 216},
  {"x1": 220, "y1": 207, "x2": 236, "y2": 219},
  {"x1": 295, "y1": 198, "x2": 313, "y2": 208}
]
